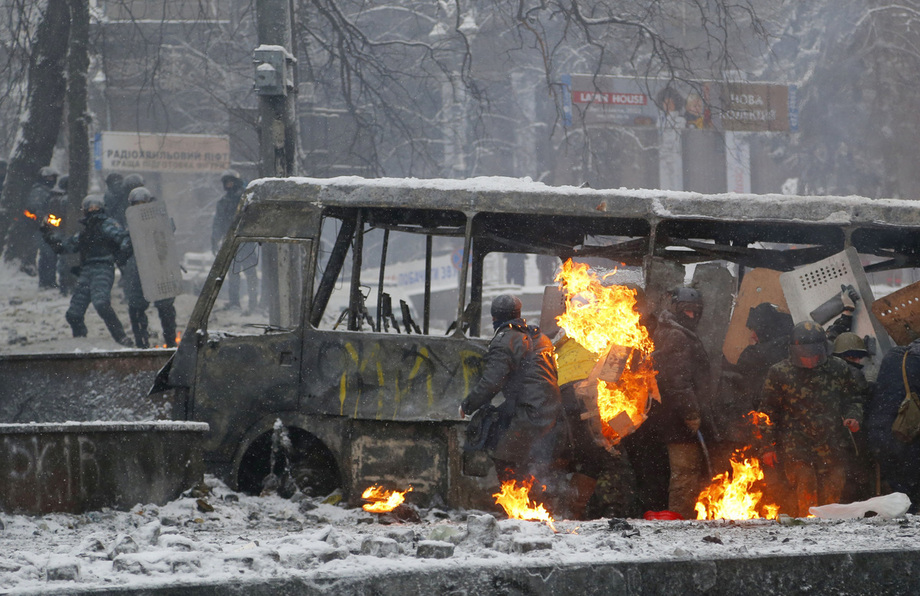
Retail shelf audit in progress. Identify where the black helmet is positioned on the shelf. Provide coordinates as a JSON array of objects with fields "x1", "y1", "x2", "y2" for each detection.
[
  {"x1": 670, "y1": 286, "x2": 703, "y2": 330},
  {"x1": 221, "y1": 169, "x2": 243, "y2": 190},
  {"x1": 81, "y1": 194, "x2": 105, "y2": 214},
  {"x1": 128, "y1": 187, "x2": 155, "y2": 205},
  {"x1": 790, "y1": 321, "x2": 828, "y2": 368},
  {"x1": 105, "y1": 172, "x2": 123, "y2": 187},
  {"x1": 221, "y1": 169, "x2": 241, "y2": 182},
  {"x1": 491, "y1": 294, "x2": 522, "y2": 322},
  {"x1": 57, "y1": 175, "x2": 69, "y2": 192},
  {"x1": 746, "y1": 302, "x2": 793, "y2": 343},
  {"x1": 123, "y1": 173, "x2": 145, "y2": 192}
]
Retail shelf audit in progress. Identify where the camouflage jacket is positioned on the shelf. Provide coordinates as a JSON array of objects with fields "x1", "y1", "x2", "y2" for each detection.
[{"x1": 760, "y1": 355, "x2": 865, "y2": 462}]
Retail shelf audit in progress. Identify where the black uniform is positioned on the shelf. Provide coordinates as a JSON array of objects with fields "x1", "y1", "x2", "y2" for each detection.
[
  {"x1": 121, "y1": 195, "x2": 178, "y2": 348},
  {"x1": 27, "y1": 181, "x2": 58, "y2": 289},
  {"x1": 104, "y1": 178, "x2": 130, "y2": 229},
  {"x1": 42, "y1": 210, "x2": 132, "y2": 345}
]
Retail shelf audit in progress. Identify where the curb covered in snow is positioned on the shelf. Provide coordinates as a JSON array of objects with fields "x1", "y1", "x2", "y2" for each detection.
[{"x1": 25, "y1": 548, "x2": 920, "y2": 595}]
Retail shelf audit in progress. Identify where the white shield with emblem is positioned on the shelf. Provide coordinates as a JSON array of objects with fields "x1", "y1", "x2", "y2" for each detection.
[{"x1": 126, "y1": 201, "x2": 183, "y2": 302}]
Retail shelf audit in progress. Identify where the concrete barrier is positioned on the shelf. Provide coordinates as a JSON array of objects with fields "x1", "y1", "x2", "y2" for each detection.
[
  {"x1": 0, "y1": 421, "x2": 208, "y2": 514},
  {"x1": 23, "y1": 548, "x2": 920, "y2": 595},
  {"x1": 0, "y1": 350, "x2": 174, "y2": 424}
]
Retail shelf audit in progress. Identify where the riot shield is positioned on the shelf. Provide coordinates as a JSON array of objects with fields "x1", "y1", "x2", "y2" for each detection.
[{"x1": 125, "y1": 201, "x2": 183, "y2": 302}]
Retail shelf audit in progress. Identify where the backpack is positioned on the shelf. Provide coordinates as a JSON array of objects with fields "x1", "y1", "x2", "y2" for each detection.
[
  {"x1": 891, "y1": 349, "x2": 920, "y2": 444},
  {"x1": 463, "y1": 404, "x2": 510, "y2": 453}
]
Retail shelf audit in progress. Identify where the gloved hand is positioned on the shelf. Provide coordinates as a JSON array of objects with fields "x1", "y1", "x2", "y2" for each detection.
[
  {"x1": 843, "y1": 418, "x2": 860, "y2": 433},
  {"x1": 840, "y1": 285, "x2": 860, "y2": 312},
  {"x1": 762, "y1": 451, "x2": 778, "y2": 467}
]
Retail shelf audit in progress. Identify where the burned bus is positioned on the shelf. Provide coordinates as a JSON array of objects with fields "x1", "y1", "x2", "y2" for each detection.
[{"x1": 152, "y1": 176, "x2": 920, "y2": 508}]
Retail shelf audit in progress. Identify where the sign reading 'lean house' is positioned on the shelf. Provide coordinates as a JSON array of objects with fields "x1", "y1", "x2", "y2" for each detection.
[{"x1": 94, "y1": 132, "x2": 231, "y2": 173}]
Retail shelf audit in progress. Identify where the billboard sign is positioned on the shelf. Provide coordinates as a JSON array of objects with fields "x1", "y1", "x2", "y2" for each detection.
[
  {"x1": 563, "y1": 75, "x2": 795, "y2": 132},
  {"x1": 96, "y1": 132, "x2": 230, "y2": 173}
]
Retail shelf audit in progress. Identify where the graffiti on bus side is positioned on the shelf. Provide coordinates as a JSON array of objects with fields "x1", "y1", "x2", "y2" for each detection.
[{"x1": 312, "y1": 340, "x2": 484, "y2": 419}]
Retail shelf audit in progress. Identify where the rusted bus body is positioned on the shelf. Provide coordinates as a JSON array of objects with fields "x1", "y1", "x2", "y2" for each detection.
[{"x1": 153, "y1": 176, "x2": 920, "y2": 508}]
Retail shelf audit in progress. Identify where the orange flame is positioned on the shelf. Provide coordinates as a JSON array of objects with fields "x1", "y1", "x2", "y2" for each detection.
[
  {"x1": 695, "y1": 449, "x2": 778, "y2": 520},
  {"x1": 747, "y1": 411, "x2": 772, "y2": 426},
  {"x1": 157, "y1": 331, "x2": 182, "y2": 349},
  {"x1": 23, "y1": 210, "x2": 37, "y2": 220},
  {"x1": 45, "y1": 214, "x2": 61, "y2": 227},
  {"x1": 747, "y1": 410, "x2": 772, "y2": 441},
  {"x1": 361, "y1": 485, "x2": 411, "y2": 513},
  {"x1": 493, "y1": 477, "x2": 556, "y2": 531},
  {"x1": 554, "y1": 259, "x2": 656, "y2": 443}
]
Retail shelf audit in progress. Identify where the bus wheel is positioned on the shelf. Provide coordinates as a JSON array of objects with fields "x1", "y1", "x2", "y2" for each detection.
[
  {"x1": 288, "y1": 428, "x2": 342, "y2": 498},
  {"x1": 236, "y1": 427, "x2": 341, "y2": 498}
]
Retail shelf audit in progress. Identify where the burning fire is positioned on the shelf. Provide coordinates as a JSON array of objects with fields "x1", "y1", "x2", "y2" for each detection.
[
  {"x1": 361, "y1": 485, "x2": 411, "y2": 513},
  {"x1": 747, "y1": 410, "x2": 772, "y2": 441},
  {"x1": 23, "y1": 210, "x2": 61, "y2": 227},
  {"x1": 157, "y1": 331, "x2": 182, "y2": 349},
  {"x1": 493, "y1": 477, "x2": 556, "y2": 531},
  {"x1": 554, "y1": 259, "x2": 656, "y2": 443},
  {"x1": 695, "y1": 449, "x2": 779, "y2": 520}
]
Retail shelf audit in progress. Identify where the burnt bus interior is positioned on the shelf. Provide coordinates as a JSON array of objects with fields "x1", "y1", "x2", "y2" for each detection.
[
  {"x1": 206, "y1": 206, "x2": 920, "y2": 340},
  {"x1": 189, "y1": 188, "x2": 920, "y2": 500}
]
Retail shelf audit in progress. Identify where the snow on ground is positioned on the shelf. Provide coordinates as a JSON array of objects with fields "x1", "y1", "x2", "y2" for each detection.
[
  {"x1": 0, "y1": 259, "x2": 198, "y2": 355},
  {"x1": 2, "y1": 474, "x2": 920, "y2": 594}
]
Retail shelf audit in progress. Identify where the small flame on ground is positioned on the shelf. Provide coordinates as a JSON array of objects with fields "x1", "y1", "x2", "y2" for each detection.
[
  {"x1": 493, "y1": 476, "x2": 556, "y2": 531},
  {"x1": 361, "y1": 485, "x2": 411, "y2": 513},
  {"x1": 23, "y1": 210, "x2": 37, "y2": 220},
  {"x1": 157, "y1": 331, "x2": 182, "y2": 349},
  {"x1": 45, "y1": 214, "x2": 62, "y2": 227},
  {"x1": 695, "y1": 449, "x2": 778, "y2": 520}
]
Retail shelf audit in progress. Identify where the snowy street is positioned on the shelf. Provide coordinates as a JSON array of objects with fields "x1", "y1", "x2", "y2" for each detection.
[{"x1": 3, "y1": 474, "x2": 920, "y2": 594}]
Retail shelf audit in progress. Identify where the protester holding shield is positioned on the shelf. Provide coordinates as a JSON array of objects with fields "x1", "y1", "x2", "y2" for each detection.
[{"x1": 122, "y1": 187, "x2": 181, "y2": 348}]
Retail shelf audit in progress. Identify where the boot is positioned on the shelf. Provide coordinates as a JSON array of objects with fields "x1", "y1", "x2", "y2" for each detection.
[{"x1": 566, "y1": 473, "x2": 598, "y2": 520}]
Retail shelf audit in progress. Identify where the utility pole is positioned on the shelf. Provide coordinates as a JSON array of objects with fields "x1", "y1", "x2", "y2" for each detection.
[
  {"x1": 254, "y1": 0, "x2": 297, "y2": 178},
  {"x1": 254, "y1": 0, "x2": 298, "y2": 324}
]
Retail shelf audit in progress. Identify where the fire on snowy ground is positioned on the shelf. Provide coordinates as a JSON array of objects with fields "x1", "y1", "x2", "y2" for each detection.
[{"x1": 1, "y1": 475, "x2": 917, "y2": 593}]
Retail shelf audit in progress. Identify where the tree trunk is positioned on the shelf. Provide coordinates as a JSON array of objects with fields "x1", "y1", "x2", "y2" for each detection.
[
  {"x1": 0, "y1": 0, "x2": 70, "y2": 267},
  {"x1": 67, "y1": 0, "x2": 90, "y2": 222}
]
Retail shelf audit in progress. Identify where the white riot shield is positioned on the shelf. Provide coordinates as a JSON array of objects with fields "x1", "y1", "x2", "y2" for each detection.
[
  {"x1": 779, "y1": 247, "x2": 892, "y2": 379},
  {"x1": 126, "y1": 201, "x2": 183, "y2": 302}
]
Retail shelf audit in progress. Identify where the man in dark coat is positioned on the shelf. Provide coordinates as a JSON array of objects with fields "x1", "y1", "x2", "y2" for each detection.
[
  {"x1": 865, "y1": 339, "x2": 920, "y2": 512},
  {"x1": 41, "y1": 195, "x2": 133, "y2": 347},
  {"x1": 759, "y1": 321, "x2": 865, "y2": 517},
  {"x1": 103, "y1": 173, "x2": 126, "y2": 226},
  {"x1": 460, "y1": 294, "x2": 562, "y2": 484},
  {"x1": 26, "y1": 166, "x2": 60, "y2": 289},
  {"x1": 50, "y1": 175, "x2": 77, "y2": 296},
  {"x1": 648, "y1": 286, "x2": 713, "y2": 520},
  {"x1": 103, "y1": 172, "x2": 144, "y2": 229},
  {"x1": 212, "y1": 169, "x2": 258, "y2": 311}
]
